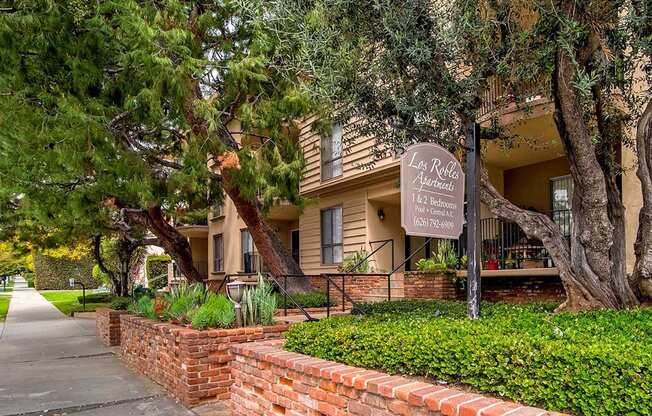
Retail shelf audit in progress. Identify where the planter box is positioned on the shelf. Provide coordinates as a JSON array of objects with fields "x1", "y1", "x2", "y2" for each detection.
[
  {"x1": 95, "y1": 308, "x2": 128, "y2": 346},
  {"x1": 522, "y1": 260, "x2": 545, "y2": 269},
  {"x1": 120, "y1": 314, "x2": 288, "y2": 407},
  {"x1": 230, "y1": 341, "x2": 567, "y2": 416},
  {"x1": 403, "y1": 270, "x2": 457, "y2": 299}
]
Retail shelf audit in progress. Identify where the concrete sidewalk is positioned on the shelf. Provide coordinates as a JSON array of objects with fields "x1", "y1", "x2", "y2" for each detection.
[{"x1": 0, "y1": 276, "x2": 195, "y2": 416}]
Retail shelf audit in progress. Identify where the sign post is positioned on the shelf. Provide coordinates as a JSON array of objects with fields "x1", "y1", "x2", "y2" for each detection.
[{"x1": 465, "y1": 122, "x2": 481, "y2": 319}]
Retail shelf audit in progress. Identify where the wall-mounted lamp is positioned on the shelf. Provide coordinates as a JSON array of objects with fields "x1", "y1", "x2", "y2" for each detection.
[{"x1": 377, "y1": 208, "x2": 385, "y2": 221}]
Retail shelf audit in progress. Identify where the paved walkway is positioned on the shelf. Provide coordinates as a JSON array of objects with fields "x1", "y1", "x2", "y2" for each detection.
[{"x1": 0, "y1": 276, "x2": 195, "y2": 416}]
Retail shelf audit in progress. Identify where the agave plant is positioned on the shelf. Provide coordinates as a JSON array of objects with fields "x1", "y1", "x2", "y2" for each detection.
[
  {"x1": 163, "y1": 282, "x2": 208, "y2": 323},
  {"x1": 241, "y1": 274, "x2": 277, "y2": 326}
]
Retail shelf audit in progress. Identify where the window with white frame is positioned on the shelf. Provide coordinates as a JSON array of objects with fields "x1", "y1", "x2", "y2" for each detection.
[
  {"x1": 321, "y1": 206, "x2": 343, "y2": 264},
  {"x1": 321, "y1": 123, "x2": 343, "y2": 180}
]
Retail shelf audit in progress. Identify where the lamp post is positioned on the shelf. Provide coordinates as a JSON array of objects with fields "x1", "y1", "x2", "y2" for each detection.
[{"x1": 226, "y1": 281, "x2": 246, "y2": 327}]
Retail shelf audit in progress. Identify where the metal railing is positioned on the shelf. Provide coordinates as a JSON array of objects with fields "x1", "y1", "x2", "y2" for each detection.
[{"x1": 215, "y1": 272, "x2": 318, "y2": 322}]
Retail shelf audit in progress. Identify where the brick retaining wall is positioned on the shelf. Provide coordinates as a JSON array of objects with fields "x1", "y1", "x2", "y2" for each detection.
[
  {"x1": 120, "y1": 314, "x2": 288, "y2": 407},
  {"x1": 95, "y1": 308, "x2": 127, "y2": 346},
  {"x1": 230, "y1": 340, "x2": 567, "y2": 416}
]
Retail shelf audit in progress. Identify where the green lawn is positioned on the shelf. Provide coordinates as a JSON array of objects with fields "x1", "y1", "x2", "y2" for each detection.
[
  {"x1": 40, "y1": 290, "x2": 110, "y2": 316},
  {"x1": 0, "y1": 279, "x2": 15, "y2": 321}
]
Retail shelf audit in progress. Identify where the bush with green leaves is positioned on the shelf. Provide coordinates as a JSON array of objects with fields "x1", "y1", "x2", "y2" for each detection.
[
  {"x1": 339, "y1": 249, "x2": 370, "y2": 273},
  {"x1": 91, "y1": 264, "x2": 111, "y2": 287},
  {"x1": 242, "y1": 275, "x2": 277, "y2": 326},
  {"x1": 110, "y1": 296, "x2": 131, "y2": 310},
  {"x1": 190, "y1": 293, "x2": 235, "y2": 330},
  {"x1": 23, "y1": 272, "x2": 35, "y2": 288},
  {"x1": 163, "y1": 282, "x2": 208, "y2": 323},
  {"x1": 285, "y1": 300, "x2": 652, "y2": 415},
  {"x1": 146, "y1": 255, "x2": 171, "y2": 290},
  {"x1": 78, "y1": 292, "x2": 112, "y2": 304},
  {"x1": 129, "y1": 296, "x2": 157, "y2": 320},
  {"x1": 275, "y1": 291, "x2": 334, "y2": 309}
]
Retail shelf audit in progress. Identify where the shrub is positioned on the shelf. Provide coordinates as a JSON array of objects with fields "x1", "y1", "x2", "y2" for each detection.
[
  {"x1": 191, "y1": 293, "x2": 235, "y2": 330},
  {"x1": 285, "y1": 301, "x2": 652, "y2": 416},
  {"x1": 23, "y1": 272, "x2": 35, "y2": 288},
  {"x1": 146, "y1": 255, "x2": 171, "y2": 290},
  {"x1": 110, "y1": 296, "x2": 131, "y2": 310},
  {"x1": 338, "y1": 249, "x2": 370, "y2": 273},
  {"x1": 91, "y1": 264, "x2": 111, "y2": 287},
  {"x1": 78, "y1": 292, "x2": 112, "y2": 303},
  {"x1": 163, "y1": 282, "x2": 208, "y2": 323},
  {"x1": 132, "y1": 284, "x2": 153, "y2": 299},
  {"x1": 33, "y1": 252, "x2": 99, "y2": 290},
  {"x1": 129, "y1": 295, "x2": 157, "y2": 319},
  {"x1": 242, "y1": 275, "x2": 276, "y2": 326},
  {"x1": 275, "y1": 291, "x2": 334, "y2": 309},
  {"x1": 415, "y1": 257, "x2": 446, "y2": 272}
]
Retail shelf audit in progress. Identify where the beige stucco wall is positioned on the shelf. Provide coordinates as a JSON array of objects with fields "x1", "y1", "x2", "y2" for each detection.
[
  {"x1": 622, "y1": 144, "x2": 642, "y2": 274},
  {"x1": 503, "y1": 157, "x2": 570, "y2": 212}
]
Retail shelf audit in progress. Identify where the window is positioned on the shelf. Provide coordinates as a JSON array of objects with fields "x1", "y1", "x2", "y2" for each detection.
[
  {"x1": 211, "y1": 201, "x2": 224, "y2": 219},
  {"x1": 321, "y1": 123, "x2": 343, "y2": 180},
  {"x1": 321, "y1": 206, "x2": 343, "y2": 264},
  {"x1": 241, "y1": 229, "x2": 256, "y2": 272},
  {"x1": 213, "y1": 234, "x2": 224, "y2": 272},
  {"x1": 550, "y1": 175, "x2": 573, "y2": 237}
]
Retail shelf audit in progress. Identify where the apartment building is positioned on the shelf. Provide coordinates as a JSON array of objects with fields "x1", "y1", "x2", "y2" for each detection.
[{"x1": 170, "y1": 80, "x2": 643, "y2": 288}]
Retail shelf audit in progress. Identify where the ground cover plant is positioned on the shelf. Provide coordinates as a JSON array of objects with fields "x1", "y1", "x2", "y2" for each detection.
[
  {"x1": 275, "y1": 291, "x2": 334, "y2": 309},
  {"x1": 40, "y1": 290, "x2": 111, "y2": 316},
  {"x1": 284, "y1": 300, "x2": 652, "y2": 415}
]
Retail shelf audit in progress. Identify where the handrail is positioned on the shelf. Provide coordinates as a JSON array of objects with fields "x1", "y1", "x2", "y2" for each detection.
[
  {"x1": 216, "y1": 272, "x2": 317, "y2": 322},
  {"x1": 346, "y1": 239, "x2": 393, "y2": 273},
  {"x1": 322, "y1": 273, "x2": 366, "y2": 317}
]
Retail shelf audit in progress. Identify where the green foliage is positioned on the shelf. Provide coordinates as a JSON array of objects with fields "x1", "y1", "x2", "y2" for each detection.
[
  {"x1": 110, "y1": 296, "x2": 131, "y2": 311},
  {"x1": 0, "y1": 1, "x2": 318, "y2": 254},
  {"x1": 129, "y1": 296, "x2": 157, "y2": 320},
  {"x1": 275, "y1": 291, "x2": 334, "y2": 309},
  {"x1": 146, "y1": 255, "x2": 171, "y2": 290},
  {"x1": 78, "y1": 292, "x2": 112, "y2": 304},
  {"x1": 338, "y1": 249, "x2": 369, "y2": 273},
  {"x1": 33, "y1": 252, "x2": 99, "y2": 290},
  {"x1": 133, "y1": 285, "x2": 154, "y2": 299},
  {"x1": 190, "y1": 293, "x2": 235, "y2": 330},
  {"x1": 92, "y1": 264, "x2": 111, "y2": 287},
  {"x1": 242, "y1": 275, "x2": 277, "y2": 326},
  {"x1": 416, "y1": 242, "x2": 459, "y2": 271},
  {"x1": 163, "y1": 282, "x2": 209, "y2": 323},
  {"x1": 285, "y1": 301, "x2": 652, "y2": 415},
  {"x1": 23, "y1": 272, "x2": 35, "y2": 288},
  {"x1": 415, "y1": 258, "x2": 447, "y2": 272}
]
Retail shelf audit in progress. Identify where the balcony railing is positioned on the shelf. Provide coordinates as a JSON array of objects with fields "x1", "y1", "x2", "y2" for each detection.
[
  {"x1": 478, "y1": 76, "x2": 548, "y2": 118},
  {"x1": 447, "y1": 210, "x2": 571, "y2": 270}
]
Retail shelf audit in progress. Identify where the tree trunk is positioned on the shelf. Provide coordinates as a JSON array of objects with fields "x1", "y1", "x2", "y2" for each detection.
[
  {"x1": 551, "y1": 43, "x2": 638, "y2": 308},
  {"x1": 479, "y1": 169, "x2": 603, "y2": 311},
  {"x1": 92, "y1": 235, "x2": 123, "y2": 296},
  {"x1": 633, "y1": 100, "x2": 652, "y2": 298},
  {"x1": 124, "y1": 206, "x2": 203, "y2": 283},
  {"x1": 222, "y1": 179, "x2": 310, "y2": 293}
]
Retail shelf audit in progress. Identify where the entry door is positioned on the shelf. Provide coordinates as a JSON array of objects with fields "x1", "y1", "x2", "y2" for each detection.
[
  {"x1": 291, "y1": 230, "x2": 300, "y2": 266},
  {"x1": 550, "y1": 175, "x2": 573, "y2": 236}
]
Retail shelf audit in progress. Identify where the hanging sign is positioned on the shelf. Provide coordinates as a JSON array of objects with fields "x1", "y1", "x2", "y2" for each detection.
[{"x1": 401, "y1": 142, "x2": 465, "y2": 238}]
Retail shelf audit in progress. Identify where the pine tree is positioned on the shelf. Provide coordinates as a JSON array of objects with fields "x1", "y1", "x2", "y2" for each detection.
[{"x1": 0, "y1": 1, "x2": 316, "y2": 287}]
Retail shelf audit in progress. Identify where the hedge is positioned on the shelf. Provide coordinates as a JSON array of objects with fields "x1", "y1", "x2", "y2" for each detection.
[
  {"x1": 285, "y1": 300, "x2": 652, "y2": 416},
  {"x1": 146, "y1": 254, "x2": 171, "y2": 290},
  {"x1": 275, "y1": 291, "x2": 335, "y2": 309},
  {"x1": 33, "y1": 252, "x2": 99, "y2": 290}
]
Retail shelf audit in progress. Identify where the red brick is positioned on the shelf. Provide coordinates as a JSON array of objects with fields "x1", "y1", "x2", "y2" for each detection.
[{"x1": 424, "y1": 389, "x2": 466, "y2": 411}]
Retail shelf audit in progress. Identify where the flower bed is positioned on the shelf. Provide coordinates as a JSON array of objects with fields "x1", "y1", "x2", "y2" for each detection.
[
  {"x1": 231, "y1": 340, "x2": 563, "y2": 416},
  {"x1": 120, "y1": 314, "x2": 288, "y2": 407},
  {"x1": 284, "y1": 300, "x2": 652, "y2": 415}
]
